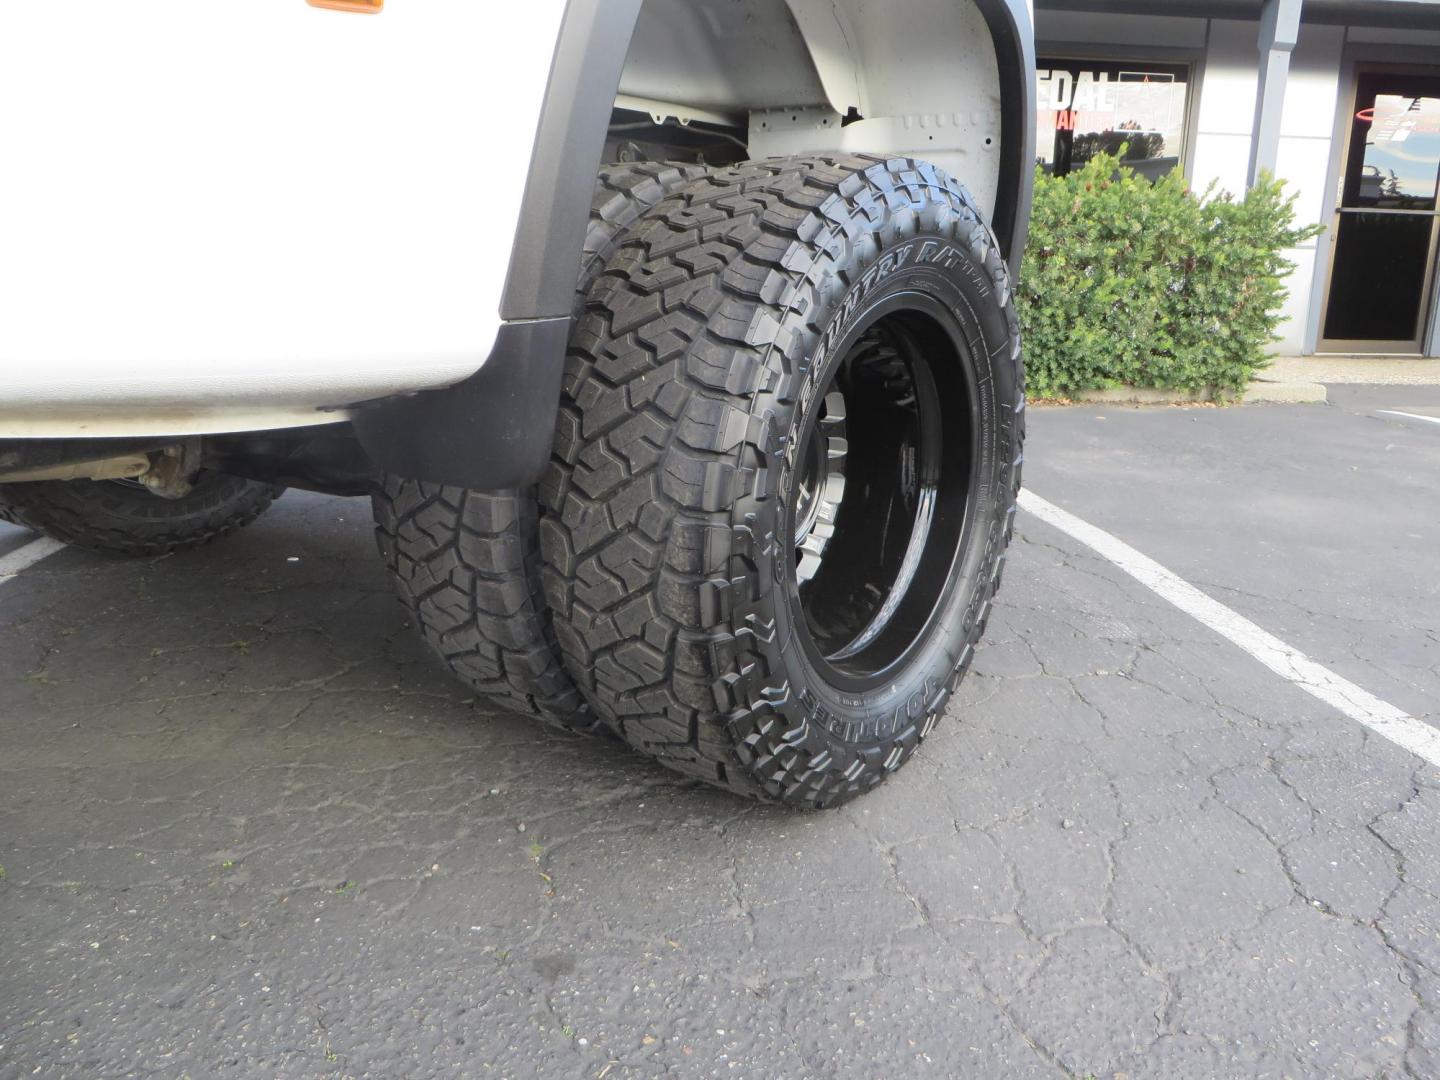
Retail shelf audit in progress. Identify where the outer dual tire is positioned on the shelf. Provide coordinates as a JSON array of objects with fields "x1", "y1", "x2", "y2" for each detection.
[{"x1": 541, "y1": 155, "x2": 1024, "y2": 807}]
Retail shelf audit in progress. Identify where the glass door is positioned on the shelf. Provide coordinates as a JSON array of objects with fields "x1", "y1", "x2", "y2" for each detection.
[{"x1": 1321, "y1": 71, "x2": 1440, "y2": 354}]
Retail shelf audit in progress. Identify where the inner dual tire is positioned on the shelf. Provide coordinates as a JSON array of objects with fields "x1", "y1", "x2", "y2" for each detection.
[
  {"x1": 373, "y1": 162, "x2": 705, "y2": 730},
  {"x1": 541, "y1": 155, "x2": 1023, "y2": 806}
]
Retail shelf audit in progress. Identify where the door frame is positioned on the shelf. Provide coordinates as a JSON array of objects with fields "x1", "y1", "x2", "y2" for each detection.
[{"x1": 1310, "y1": 49, "x2": 1440, "y2": 356}]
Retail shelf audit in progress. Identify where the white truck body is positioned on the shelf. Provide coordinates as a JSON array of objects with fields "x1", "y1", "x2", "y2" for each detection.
[{"x1": 0, "y1": 0, "x2": 564, "y2": 437}]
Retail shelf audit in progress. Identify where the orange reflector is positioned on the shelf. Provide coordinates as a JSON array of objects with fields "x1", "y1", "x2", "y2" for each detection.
[{"x1": 308, "y1": 0, "x2": 383, "y2": 12}]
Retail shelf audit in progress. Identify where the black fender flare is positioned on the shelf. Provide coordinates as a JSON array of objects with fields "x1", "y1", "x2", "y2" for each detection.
[{"x1": 974, "y1": 0, "x2": 1037, "y2": 271}]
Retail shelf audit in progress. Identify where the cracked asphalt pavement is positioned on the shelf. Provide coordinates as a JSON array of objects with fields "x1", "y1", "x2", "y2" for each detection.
[{"x1": 3, "y1": 391, "x2": 1439, "y2": 1079}]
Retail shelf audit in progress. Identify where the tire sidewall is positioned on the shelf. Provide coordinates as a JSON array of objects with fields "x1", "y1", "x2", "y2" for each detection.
[{"x1": 729, "y1": 180, "x2": 1020, "y2": 801}]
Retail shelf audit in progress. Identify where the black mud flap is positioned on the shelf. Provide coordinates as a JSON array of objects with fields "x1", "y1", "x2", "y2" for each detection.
[{"x1": 351, "y1": 316, "x2": 568, "y2": 491}]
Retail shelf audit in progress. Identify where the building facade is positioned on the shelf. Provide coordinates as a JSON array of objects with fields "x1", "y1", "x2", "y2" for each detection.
[{"x1": 1033, "y1": 0, "x2": 1440, "y2": 357}]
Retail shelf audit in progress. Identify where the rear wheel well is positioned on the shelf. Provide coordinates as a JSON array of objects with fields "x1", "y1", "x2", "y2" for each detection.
[
  {"x1": 611, "y1": 0, "x2": 1010, "y2": 229},
  {"x1": 500, "y1": 0, "x2": 1032, "y2": 325},
  {"x1": 469, "y1": 0, "x2": 1032, "y2": 494}
]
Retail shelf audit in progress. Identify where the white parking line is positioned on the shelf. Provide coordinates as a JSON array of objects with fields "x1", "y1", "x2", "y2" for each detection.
[
  {"x1": 0, "y1": 536, "x2": 67, "y2": 585},
  {"x1": 1018, "y1": 489, "x2": 1440, "y2": 769},
  {"x1": 1379, "y1": 410, "x2": 1440, "y2": 427}
]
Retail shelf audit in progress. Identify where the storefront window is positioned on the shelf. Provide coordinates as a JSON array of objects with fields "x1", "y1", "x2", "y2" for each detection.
[{"x1": 1036, "y1": 59, "x2": 1192, "y2": 180}]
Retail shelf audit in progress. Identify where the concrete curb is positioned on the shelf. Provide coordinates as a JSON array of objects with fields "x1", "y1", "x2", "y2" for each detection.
[
  {"x1": 1041, "y1": 381, "x2": 1328, "y2": 406},
  {"x1": 1265, "y1": 355, "x2": 1440, "y2": 386},
  {"x1": 1065, "y1": 387, "x2": 1214, "y2": 406},
  {"x1": 1243, "y1": 379, "x2": 1328, "y2": 404}
]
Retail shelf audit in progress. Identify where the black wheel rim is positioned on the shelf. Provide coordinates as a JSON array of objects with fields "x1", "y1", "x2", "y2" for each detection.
[{"x1": 784, "y1": 291, "x2": 980, "y2": 695}]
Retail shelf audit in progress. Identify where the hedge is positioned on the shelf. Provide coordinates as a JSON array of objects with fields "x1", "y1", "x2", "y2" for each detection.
[{"x1": 1018, "y1": 151, "x2": 1323, "y2": 398}]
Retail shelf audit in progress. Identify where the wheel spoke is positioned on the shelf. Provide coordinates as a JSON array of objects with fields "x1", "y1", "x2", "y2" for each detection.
[{"x1": 793, "y1": 391, "x2": 850, "y2": 585}]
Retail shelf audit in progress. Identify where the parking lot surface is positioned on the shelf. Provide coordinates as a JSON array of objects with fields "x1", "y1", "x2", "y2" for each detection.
[{"x1": 2, "y1": 392, "x2": 1439, "y2": 1079}]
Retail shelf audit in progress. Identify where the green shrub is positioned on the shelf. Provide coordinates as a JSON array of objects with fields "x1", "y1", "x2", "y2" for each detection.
[{"x1": 1018, "y1": 151, "x2": 1322, "y2": 398}]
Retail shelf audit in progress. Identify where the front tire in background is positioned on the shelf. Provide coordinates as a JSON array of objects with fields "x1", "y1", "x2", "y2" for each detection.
[
  {"x1": 542, "y1": 156, "x2": 1024, "y2": 807},
  {"x1": 0, "y1": 474, "x2": 282, "y2": 556}
]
